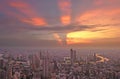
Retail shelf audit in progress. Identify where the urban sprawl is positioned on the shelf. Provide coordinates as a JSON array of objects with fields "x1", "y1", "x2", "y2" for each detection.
[{"x1": 0, "y1": 49, "x2": 120, "y2": 79}]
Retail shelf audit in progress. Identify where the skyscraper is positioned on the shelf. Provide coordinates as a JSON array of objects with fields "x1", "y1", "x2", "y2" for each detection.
[
  {"x1": 42, "y1": 52, "x2": 50, "y2": 79},
  {"x1": 70, "y1": 49, "x2": 76, "y2": 66}
]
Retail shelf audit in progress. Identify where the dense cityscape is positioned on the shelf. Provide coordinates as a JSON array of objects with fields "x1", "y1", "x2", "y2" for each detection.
[
  {"x1": 0, "y1": 48, "x2": 120, "y2": 79},
  {"x1": 0, "y1": 0, "x2": 120, "y2": 79}
]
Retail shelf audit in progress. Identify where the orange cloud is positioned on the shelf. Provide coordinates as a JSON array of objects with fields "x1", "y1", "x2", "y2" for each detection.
[
  {"x1": 53, "y1": 33, "x2": 63, "y2": 45},
  {"x1": 59, "y1": 0, "x2": 71, "y2": 12},
  {"x1": 76, "y1": 8, "x2": 120, "y2": 25},
  {"x1": 61, "y1": 15, "x2": 71, "y2": 25},
  {"x1": 58, "y1": 0, "x2": 71, "y2": 25},
  {"x1": 10, "y1": 2, "x2": 28, "y2": 8},
  {"x1": 9, "y1": 1, "x2": 47, "y2": 26},
  {"x1": 22, "y1": 17, "x2": 47, "y2": 26},
  {"x1": 10, "y1": 2, "x2": 35, "y2": 17},
  {"x1": 94, "y1": 0, "x2": 119, "y2": 5}
]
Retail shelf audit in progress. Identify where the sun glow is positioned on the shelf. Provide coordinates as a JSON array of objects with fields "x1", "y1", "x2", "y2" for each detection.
[
  {"x1": 66, "y1": 30, "x2": 119, "y2": 45},
  {"x1": 70, "y1": 8, "x2": 120, "y2": 45},
  {"x1": 67, "y1": 31, "x2": 115, "y2": 39}
]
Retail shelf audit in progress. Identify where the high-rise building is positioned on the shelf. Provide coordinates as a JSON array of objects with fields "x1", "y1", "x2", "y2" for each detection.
[
  {"x1": 0, "y1": 59, "x2": 4, "y2": 68},
  {"x1": 70, "y1": 49, "x2": 76, "y2": 66},
  {"x1": 42, "y1": 52, "x2": 50, "y2": 79},
  {"x1": 93, "y1": 53, "x2": 97, "y2": 63},
  {"x1": 73, "y1": 50, "x2": 76, "y2": 62}
]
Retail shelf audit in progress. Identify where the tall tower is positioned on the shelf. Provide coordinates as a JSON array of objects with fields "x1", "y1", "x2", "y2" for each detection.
[
  {"x1": 93, "y1": 53, "x2": 97, "y2": 63},
  {"x1": 70, "y1": 49, "x2": 76, "y2": 66},
  {"x1": 42, "y1": 52, "x2": 50, "y2": 79},
  {"x1": 73, "y1": 50, "x2": 76, "y2": 62},
  {"x1": 70, "y1": 49, "x2": 73, "y2": 65}
]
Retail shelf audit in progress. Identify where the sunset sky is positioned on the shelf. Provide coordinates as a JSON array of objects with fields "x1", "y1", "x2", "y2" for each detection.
[{"x1": 0, "y1": 0, "x2": 120, "y2": 47}]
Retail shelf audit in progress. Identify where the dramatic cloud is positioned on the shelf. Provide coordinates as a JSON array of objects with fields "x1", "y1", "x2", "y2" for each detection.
[
  {"x1": 9, "y1": 1, "x2": 47, "y2": 26},
  {"x1": 76, "y1": 8, "x2": 120, "y2": 25},
  {"x1": 58, "y1": 0, "x2": 71, "y2": 25},
  {"x1": 0, "y1": 0, "x2": 120, "y2": 47},
  {"x1": 67, "y1": 8, "x2": 120, "y2": 45}
]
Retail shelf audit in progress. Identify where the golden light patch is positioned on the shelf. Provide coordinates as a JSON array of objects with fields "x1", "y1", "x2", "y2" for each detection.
[
  {"x1": 73, "y1": 9, "x2": 120, "y2": 45},
  {"x1": 67, "y1": 38, "x2": 91, "y2": 45},
  {"x1": 96, "y1": 54, "x2": 109, "y2": 63},
  {"x1": 67, "y1": 30, "x2": 119, "y2": 45},
  {"x1": 67, "y1": 31, "x2": 114, "y2": 39}
]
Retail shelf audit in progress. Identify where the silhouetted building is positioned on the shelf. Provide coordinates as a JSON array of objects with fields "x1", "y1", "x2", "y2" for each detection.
[
  {"x1": 70, "y1": 49, "x2": 76, "y2": 65},
  {"x1": 42, "y1": 52, "x2": 50, "y2": 79}
]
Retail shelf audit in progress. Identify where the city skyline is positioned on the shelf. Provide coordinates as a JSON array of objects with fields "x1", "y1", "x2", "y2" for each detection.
[{"x1": 0, "y1": 0, "x2": 120, "y2": 47}]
